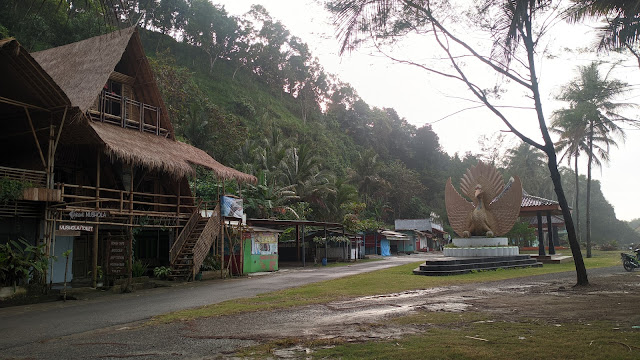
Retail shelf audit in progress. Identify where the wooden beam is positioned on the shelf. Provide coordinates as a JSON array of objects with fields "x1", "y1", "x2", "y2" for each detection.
[
  {"x1": 547, "y1": 212, "x2": 556, "y2": 255},
  {"x1": 0, "y1": 96, "x2": 50, "y2": 112},
  {"x1": 24, "y1": 107, "x2": 47, "y2": 169},
  {"x1": 537, "y1": 211, "x2": 545, "y2": 256},
  {"x1": 92, "y1": 152, "x2": 100, "y2": 288},
  {"x1": 53, "y1": 106, "x2": 68, "y2": 154}
]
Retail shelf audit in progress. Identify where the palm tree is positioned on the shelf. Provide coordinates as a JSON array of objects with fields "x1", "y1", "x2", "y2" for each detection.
[
  {"x1": 568, "y1": 1, "x2": 640, "y2": 50},
  {"x1": 280, "y1": 144, "x2": 336, "y2": 212},
  {"x1": 554, "y1": 62, "x2": 632, "y2": 257},
  {"x1": 552, "y1": 108, "x2": 616, "y2": 246},
  {"x1": 505, "y1": 143, "x2": 551, "y2": 198}
]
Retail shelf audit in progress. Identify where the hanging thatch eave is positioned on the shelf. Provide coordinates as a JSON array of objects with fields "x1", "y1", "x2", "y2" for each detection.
[
  {"x1": 89, "y1": 121, "x2": 256, "y2": 183},
  {"x1": 0, "y1": 38, "x2": 70, "y2": 110}
]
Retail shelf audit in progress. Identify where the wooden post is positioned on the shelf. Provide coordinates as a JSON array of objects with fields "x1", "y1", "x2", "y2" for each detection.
[
  {"x1": 537, "y1": 211, "x2": 545, "y2": 256},
  {"x1": 24, "y1": 107, "x2": 46, "y2": 169},
  {"x1": 324, "y1": 225, "x2": 328, "y2": 263},
  {"x1": 156, "y1": 108, "x2": 160, "y2": 136},
  {"x1": 220, "y1": 200, "x2": 224, "y2": 279},
  {"x1": 296, "y1": 224, "x2": 300, "y2": 262},
  {"x1": 301, "y1": 224, "x2": 305, "y2": 267},
  {"x1": 129, "y1": 165, "x2": 134, "y2": 213},
  {"x1": 547, "y1": 212, "x2": 556, "y2": 255},
  {"x1": 92, "y1": 152, "x2": 101, "y2": 288}
]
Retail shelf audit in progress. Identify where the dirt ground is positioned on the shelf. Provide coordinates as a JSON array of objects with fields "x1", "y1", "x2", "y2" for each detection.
[{"x1": 3, "y1": 268, "x2": 640, "y2": 359}]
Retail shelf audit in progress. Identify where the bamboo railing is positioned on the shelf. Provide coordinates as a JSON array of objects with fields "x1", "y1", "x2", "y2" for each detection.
[
  {"x1": 191, "y1": 203, "x2": 221, "y2": 275},
  {"x1": 169, "y1": 199, "x2": 203, "y2": 265},
  {"x1": 88, "y1": 92, "x2": 169, "y2": 137},
  {"x1": 56, "y1": 183, "x2": 197, "y2": 227},
  {"x1": 0, "y1": 166, "x2": 46, "y2": 187}
]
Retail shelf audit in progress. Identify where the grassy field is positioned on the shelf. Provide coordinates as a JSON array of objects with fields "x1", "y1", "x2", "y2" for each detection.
[
  {"x1": 152, "y1": 250, "x2": 621, "y2": 323},
  {"x1": 307, "y1": 313, "x2": 640, "y2": 360}
]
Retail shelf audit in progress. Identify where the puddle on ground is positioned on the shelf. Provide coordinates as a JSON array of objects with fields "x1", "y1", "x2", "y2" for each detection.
[
  {"x1": 272, "y1": 345, "x2": 314, "y2": 359},
  {"x1": 424, "y1": 302, "x2": 471, "y2": 312},
  {"x1": 476, "y1": 283, "x2": 542, "y2": 294},
  {"x1": 331, "y1": 287, "x2": 454, "y2": 309}
]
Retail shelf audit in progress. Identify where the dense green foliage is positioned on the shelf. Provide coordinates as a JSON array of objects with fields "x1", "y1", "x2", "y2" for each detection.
[{"x1": 1, "y1": 0, "x2": 637, "y2": 247}]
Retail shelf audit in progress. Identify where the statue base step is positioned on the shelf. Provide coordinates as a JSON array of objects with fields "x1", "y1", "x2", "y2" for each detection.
[
  {"x1": 413, "y1": 255, "x2": 542, "y2": 276},
  {"x1": 444, "y1": 246, "x2": 519, "y2": 257}
]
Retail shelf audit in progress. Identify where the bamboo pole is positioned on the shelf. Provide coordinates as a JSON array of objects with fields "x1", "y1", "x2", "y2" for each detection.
[
  {"x1": 91, "y1": 152, "x2": 100, "y2": 288},
  {"x1": 220, "y1": 179, "x2": 225, "y2": 278},
  {"x1": 24, "y1": 107, "x2": 46, "y2": 169}
]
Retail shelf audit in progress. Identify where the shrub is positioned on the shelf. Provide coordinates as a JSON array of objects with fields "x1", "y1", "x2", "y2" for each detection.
[
  {"x1": 153, "y1": 266, "x2": 172, "y2": 279},
  {"x1": 0, "y1": 239, "x2": 48, "y2": 289},
  {"x1": 0, "y1": 178, "x2": 32, "y2": 204},
  {"x1": 131, "y1": 259, "x2": 148, "y2": 277},
  {"x1": 599, "y1": 241, "x2": 618, "y2": 251},
  {"x1": 200, "y1": 253, "x2": 220, "y2": 271}
]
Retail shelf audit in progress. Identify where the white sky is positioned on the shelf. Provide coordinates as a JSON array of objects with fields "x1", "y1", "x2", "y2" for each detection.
[{"x1": 215, "y1": 0, "x2": 640, "y2": 222}]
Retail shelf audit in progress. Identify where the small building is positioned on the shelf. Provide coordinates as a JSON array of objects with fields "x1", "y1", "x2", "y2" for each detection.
[
  {"x1": 379, "y1": 230, "x2": 411, "y2": 256},
  {"x1": 395, "y1": 218, "x2": 447, "y2": 251},
  {"x1": 243, "y1": 226, "x2": 280, "y2": 274}
]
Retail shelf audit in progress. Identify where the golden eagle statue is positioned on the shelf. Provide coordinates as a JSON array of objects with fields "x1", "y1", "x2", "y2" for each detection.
[{"x1": 445, "y1": 162, "x2": 522, "y2": 238}]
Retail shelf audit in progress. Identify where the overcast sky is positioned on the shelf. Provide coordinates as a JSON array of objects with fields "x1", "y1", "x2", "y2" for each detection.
[{"x1": 215, "y1": 0, "x2": 640, "y2": 222}]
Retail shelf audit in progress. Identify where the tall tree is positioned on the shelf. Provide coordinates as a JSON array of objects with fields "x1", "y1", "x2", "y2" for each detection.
[
  {"x1": 568, "y1": 0, "x2": 640, "y2": 50},
  {"x1": 327, "y1": 0, "x2": 590, "y2": 284},
  {"x1": 554, "y1": 62, "x2": 632, "y2": 257}
]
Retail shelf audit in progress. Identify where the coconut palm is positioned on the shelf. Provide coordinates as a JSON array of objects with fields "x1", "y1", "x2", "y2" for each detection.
[
  {"x1": 551, "y1": 108, "x2": 616, "y2": 245},
  {"x1": 554, "y1": 62, "x2": 633, "y2": 257},
  {"x1": 568, "y1": 0, "x2": 640, "y2": 50},
  {"x1": 280, "y1": 144, "x2": 336, "y2": 212}
]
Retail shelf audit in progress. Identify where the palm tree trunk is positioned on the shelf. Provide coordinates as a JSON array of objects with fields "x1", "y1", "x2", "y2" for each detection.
[
  {"x1": 586, "y1": 120, "x2": 594, "y2": 258},
  {"x1": 574, "y1": 154, "x2": 580, "y2": 242}
]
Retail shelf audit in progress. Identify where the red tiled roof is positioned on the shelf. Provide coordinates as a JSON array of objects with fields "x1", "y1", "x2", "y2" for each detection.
[{"x1": 521, "y1": 190, "x2": 558, "y2": 207}]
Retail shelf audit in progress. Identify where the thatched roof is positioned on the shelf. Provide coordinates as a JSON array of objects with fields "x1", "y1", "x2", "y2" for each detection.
[
  {"x1": 0, "y1": 39, "x2": 70, "y2": 109},
  {"x1": 31, "y1": 28, "x2": 134, "y2": 113},
  {"x1": 89, "y1": 121, "x2": 256, "y2": 183},
  {"x1": 31, "y1": 27, "x2": 174, "y2": 138}
]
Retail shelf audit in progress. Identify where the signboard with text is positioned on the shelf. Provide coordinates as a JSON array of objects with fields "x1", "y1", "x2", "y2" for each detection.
[
  {"x1": 106, "y1": 236, "x2": 128, "y2": 275},
  {"x1": 58, "y1": 224, "x2": 94, "y2": 232}
]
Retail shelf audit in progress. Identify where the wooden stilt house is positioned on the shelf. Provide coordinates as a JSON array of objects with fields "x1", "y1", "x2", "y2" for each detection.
[{"x1": 0, "y1": 27, "x2": 255, "y2": 286}]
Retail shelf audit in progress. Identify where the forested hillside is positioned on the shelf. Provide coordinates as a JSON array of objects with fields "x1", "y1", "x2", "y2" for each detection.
[{"x1": 2, "y1": 0, "x2": 637, "y2": 246}]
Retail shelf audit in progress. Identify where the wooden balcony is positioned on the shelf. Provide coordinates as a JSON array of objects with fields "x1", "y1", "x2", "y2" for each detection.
[
  {"x1": 87, "y1": 91, "x2": 169, "y2": 137},
  {"x1": 0, "y1": 165, "x2": 46, "y2": 187},
  {"x1": 55, "y1": 183, "x2": 213, "y2": 228}
]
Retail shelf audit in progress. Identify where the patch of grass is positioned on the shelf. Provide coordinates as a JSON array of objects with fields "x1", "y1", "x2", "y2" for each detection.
[
  {"x1": 312, "y1": 317, "x2": 640, "y2": 360},
  {"x1": 151, "y1": 250, "x2": 620, "y2": 323},
  {"x1": 312, "y1": 258, "x2": 382, "y2": 268}
]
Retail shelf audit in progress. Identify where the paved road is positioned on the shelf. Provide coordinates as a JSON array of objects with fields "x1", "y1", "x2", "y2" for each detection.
[{"x1": 0, "y1": 254, "x2": 432, "y2": 350}]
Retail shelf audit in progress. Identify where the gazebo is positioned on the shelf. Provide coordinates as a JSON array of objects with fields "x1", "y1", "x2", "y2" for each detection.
[{"x1": 519, "y1": 190, "x2": 565, "y2": 256}]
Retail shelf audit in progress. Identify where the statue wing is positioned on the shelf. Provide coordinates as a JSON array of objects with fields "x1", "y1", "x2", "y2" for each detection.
[
  {"x1": 445, "y1": 177, "x2": 474, "y2": 237},
  {"x1": 488, "y1": 176, "x2": 523, "y2": 236}
]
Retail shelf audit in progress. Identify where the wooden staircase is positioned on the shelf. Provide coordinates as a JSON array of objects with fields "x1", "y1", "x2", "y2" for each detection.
[{"x1": 169, "y1": 202, "x2": 221, "y2": 281}]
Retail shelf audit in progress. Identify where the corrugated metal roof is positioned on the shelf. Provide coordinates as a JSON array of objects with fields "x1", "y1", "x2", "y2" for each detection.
[
  {"x1": 521, "y1": 190, "x2": 559, "y2": 207},
  {"x1": 380, "y1": 230, "x2": 409, "y2": 240},
  {"x1": 395, "y1": 219, "x2": 432, "y2": 231}
]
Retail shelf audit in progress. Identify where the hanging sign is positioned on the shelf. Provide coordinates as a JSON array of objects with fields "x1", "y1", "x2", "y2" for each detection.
[
  {"x1": 68, "y1": 210, "x2": 110, "y2": 219},
  {"x1": 58, "y1": 224, "x2": 94, "y2": 232}
]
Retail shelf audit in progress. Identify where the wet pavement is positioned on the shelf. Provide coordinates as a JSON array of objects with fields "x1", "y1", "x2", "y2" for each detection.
[
  {"x1": 0, "y1": 253, "x2": 434, "y2": 352},
  {"x1": 0, "y1": 257, "x2": 629, "y2": 359}
]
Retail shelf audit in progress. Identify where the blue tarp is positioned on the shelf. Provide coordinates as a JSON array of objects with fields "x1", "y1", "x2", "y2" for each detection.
[{"x1": 380, "y1": 239, "x2": 391, "y2": 256}]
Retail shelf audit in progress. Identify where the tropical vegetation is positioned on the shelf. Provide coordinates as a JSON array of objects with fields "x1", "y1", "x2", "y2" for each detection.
[{"x1": 0, "y1": 0, "x2": 638, "y2": 266}]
